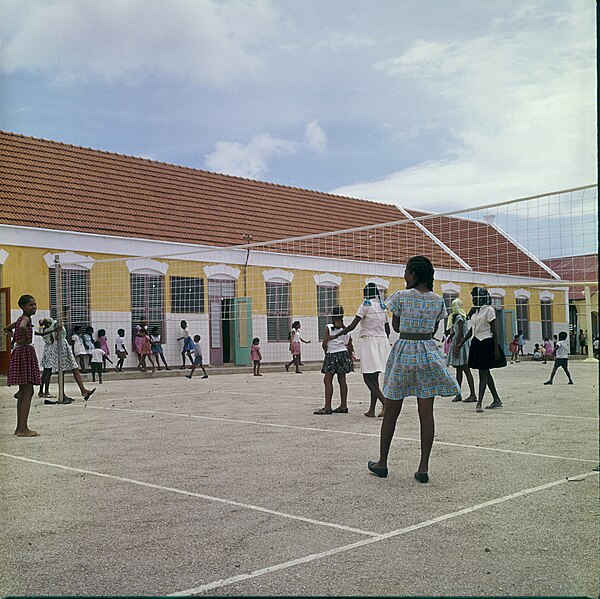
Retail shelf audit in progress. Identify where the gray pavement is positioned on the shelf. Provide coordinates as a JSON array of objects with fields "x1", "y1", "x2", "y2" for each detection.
[{"x1": 0, "y1": 360, "x2": 598, "y2": 597}]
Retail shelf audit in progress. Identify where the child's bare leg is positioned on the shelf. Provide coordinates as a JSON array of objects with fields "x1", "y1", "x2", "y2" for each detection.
[
  {"x1": 253, "y1": 361, "x2": 257, "y2": 375},
  {"x1": 160, "y1": 354, "x2": 170, "y2": 369},
  {"x1": 186, "y1": 351, "x2": 194, "y2": 366},
  {"x1": 201, "y1": 365, "x2": 208, "y2": 377},
  {"x1": 563, "y1": 364, "x2": 573, "y2": 383},
  {"x1": 15, "y1": 383, "x2": 38, "y2": 436},
  {"x1": 337, "y1": 373, "x2": 348, "y2": 410},
  {"x1": 323, "y1": 373, "x2": 334, "y2": 410},
  {"x1": 72, "y1": 369, "x2": 94, "y2": 396},
  {"x1": 186, "y1": 365, "x2": 197, "y2": 379},
  {"x1": 294, "y1": 355, "x2": 301, "y2": 373},
  {"x1": 78, "y1": 355, "x2": 86, "y2": 372},
  {"x1": 372, "y1": 397, "x2": 403, "y2": 468},
  {"x1": 486, "y1": 372, "x2": 502, "y2": 405},
  {"x1": 256, "y1": 361, "x2": 260, "y2": 375},
  {"x1": 416, "y1": 397, "x2": 435, "y2": 474},
  {"x1": 463, "y1": 366, "x2": 477, "y2": 400},
  {"x1": 476, "y1": 370, "x2": 488, "y2": 411},
  {"x1": 453, "y1": 367, "x2": 463, "y2": 400}
]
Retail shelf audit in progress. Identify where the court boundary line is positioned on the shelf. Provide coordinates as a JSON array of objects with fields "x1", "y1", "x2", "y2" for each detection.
[
  {"x1": 76, "y1": 404, "x2": 598, "y2": 464},
  {"x1": 0, "y1": 453, "x2": 379, "y2": 538},
  {"x1": 167, "y1": 471, "x2": 599, "y2": 596}
]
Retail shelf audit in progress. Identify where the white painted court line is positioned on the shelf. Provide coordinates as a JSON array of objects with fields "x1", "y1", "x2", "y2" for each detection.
[
  {"x1": 168, "y1": 470, "x2": 599, "y2": 596},
  {"x1": 0, "y1": 453, "x2": 379, "y2": 538},
  {"x1": 76, "y1": 404, "x2": 598, "y2": 464}
]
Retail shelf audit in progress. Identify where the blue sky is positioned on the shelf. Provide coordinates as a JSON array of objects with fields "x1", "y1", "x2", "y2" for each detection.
[{"x1": 0, "y1": 0, "x2": 596, "y2": 213}]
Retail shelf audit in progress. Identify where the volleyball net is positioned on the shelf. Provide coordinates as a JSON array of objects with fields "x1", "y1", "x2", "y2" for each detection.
[{"x1": 51, "y1": 184, "x2": 598, "y2": 368}]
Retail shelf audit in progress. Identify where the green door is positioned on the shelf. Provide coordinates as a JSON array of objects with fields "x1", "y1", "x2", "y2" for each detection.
[
  {"x1": 233, "y1": 297, "x2": 252, "y2": 366},
  {"x1": 501, "y1": 310, "x2": 517, "y2": 355}
]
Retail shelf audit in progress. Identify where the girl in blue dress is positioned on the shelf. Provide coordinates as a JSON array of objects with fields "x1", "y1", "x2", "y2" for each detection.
[{"x1": 368, "y1": 256, "x2": 459, "y2": 483}]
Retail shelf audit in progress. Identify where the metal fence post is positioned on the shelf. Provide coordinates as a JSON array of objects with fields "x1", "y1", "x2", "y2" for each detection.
[{"x1": 54, "y1": 255, "x2": 65, "y2": 403}]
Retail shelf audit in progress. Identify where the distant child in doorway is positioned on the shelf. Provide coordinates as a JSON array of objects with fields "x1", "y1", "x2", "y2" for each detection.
[
  {"x1": 544, "y1": 332, "x2": 573, "y2": 385},
  {"x1": 509, "y1": 335, "x2": 519, "y2": 363},
  {"x1": 115, "y1": 328, "x2": 128, "y2": 372},
  {"x1": 150, "y1": 326, "x2": 170, "y2": 370},
  {"x1": 96, "y1": 329, "x2": 113, "y2": 372},
  {"x1": 285, "y1": 320, "x2": 311, "y2": 374},
  {"x1": 90, "y1": 341, "x2": 106, "y2": 383},
  {"x1": 185, "y1": 335, "x2": 208, "y2": 379},
  {"x1": 251, "y1": 337, "x2": 262, "y2": 376},
  {"x1": 177, "y1": 320, "x2": 195, "y2": 369}
]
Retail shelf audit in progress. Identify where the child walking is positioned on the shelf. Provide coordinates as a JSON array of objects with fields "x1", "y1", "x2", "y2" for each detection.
[
  {"x1": 285, "y1": 321, "x2": 311, "y2": 373},
  {"x1": 544, "y1": 332, "x2": 574, "y2": 385},
  {"x1": 509, "y1": 335, "x2": 519, "y2": 363},
  {"x1": 367, "y1": 257, "x2": 460, "y2": 483},
  {"x1": 150, "y1": 326, "x2": 170, "y2": 370},
  {"x1": 4, "y1": 295, "x2": 42, "y2": 436},
  {"x1": 446, "y1": 298, "x2": 477, "y2": 402},
  {"x1": 90, "y1": 341, "x2": 105, "y2": 383},
  {"x1": 96, "y1": 329, "x2": 113, "y2": 372},
  {"x1": 251, "y1": 337, "x2": 262, "y2": 376},
  {"x1": 140, "y1": 329, "x2": 153, "y2": 372},
  {"x1": 36, "y1": 317, "x2": 56, "y2": 398},
  {"x1": 177, "y1": 320, "x2": 195, "y2": 368},
  {"x1": 313, "y1": 306, "x2": 354, "y2": 415},
  {"x1": 115, "y1": 329, "x2": 128, "y2": 372},
  {"x1": 185, "y1": 335, "x2": 208, "y2": 379},
  {"x1": 71, "y1": 325, "x2": 87, "y2": 372}
]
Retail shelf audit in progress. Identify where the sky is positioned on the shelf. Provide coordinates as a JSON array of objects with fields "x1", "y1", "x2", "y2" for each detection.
[{"x1": 0, "y1": 0, "x2": 597, "y2": 216}]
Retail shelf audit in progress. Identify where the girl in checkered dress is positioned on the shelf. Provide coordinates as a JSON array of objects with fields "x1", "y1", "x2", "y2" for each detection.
[{"x1": 4, "y1": 295, "x2": 42, "y2": 436}]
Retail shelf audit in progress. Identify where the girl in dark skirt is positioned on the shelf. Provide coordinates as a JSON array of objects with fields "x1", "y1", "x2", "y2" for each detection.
[
  {"x1": 455, "y1": 287, "x2": 506, "y2": 413},
  {"x1": 314, "y1": 306, "x2": 354, "y2": 415}
]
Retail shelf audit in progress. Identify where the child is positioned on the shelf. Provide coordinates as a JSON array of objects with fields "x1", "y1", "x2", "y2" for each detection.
[
  {"x1": 150, "y1": 326, "x2": 170, "y2": 370},
  {"x1": 96, "y1": 329, "x2": 113, "y2": 372},
  {"x1": 314, "y1": 306, "x2": 354, "y2": 415},
  {"x1": 4, "y1": 295, "x2": 42, "y2": 436},
  {"x1": 177, "y1": 320, "x2": 195, "y2": 368},
  {"x1": 251, "y1": 337, "x2": 262, "y2": 376},
  {"x1": 594, "y1": 336, "x2": 599, "y2": 359},
  {"x1": 532, "y1": 344, "x2": 543, "y2": 361},
  {"x1": 140, "y1": 329, "x2": 153, "y2": 372},
  {"x1": 90, "y1": 341, "x2": 105, "y2": 383},
  {"x1": 544, "y1": 331, "x2": 573, "y2": 385},
  {"x1": 367, "y1": 257, "x2": 460, "y2": 483},
  {"x1": 71, "y1": 325, "x2": 88, "y2": 372},
  {"x1": 542, "y1": 337, "x2": 554, "y2": 364},
  {"x1": 133, "y1": 319, "x2": 148, "y2": 370},
  {"x1": 517, "y1": 330, "x2": 525, "y2": 356},
  {"x1": 509, "y1": 335, "x2": 519, "y2": 363},
  {"x1": 36, "y1": 317, "x2": 56, "y2": 398},
  {"x1": 115, "y1": 329, "x2": 128, "y2": 372},
  {"x1": 446, "y1": 298, "x2": 477, "y2": 402},
  {"x1": 185, "y1": 335, "x2": 208, "y2": 379},
  {"x1": 285, "y1": 320, "x2": 311, "y2": 374}
]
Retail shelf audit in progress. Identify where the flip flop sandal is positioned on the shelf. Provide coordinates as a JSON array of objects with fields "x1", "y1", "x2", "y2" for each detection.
[
  {"x1": 83, "y1": 388, "x2": 96, "y2": 401},
  {"x1": 368, "y1": 460, "x2": 388, "y2": 478},
  {"x1": 414, "y1": 472, "x2": 429, "y2": 483},
  {"x1": 332, "y1": 407, "x2": 348, "y2": 413},
  {"x1": 485, "y1": 402, "x2": 503, "y2": 409},
  {"x1": 475, "y1": 405, "x2": 484, "y2": 413},
  {"x1": 313, "y1": 408, "x2": 332, "y2": 415}
]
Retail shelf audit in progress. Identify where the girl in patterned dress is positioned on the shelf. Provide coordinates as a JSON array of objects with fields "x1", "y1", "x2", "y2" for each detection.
[
  {"x1": 367, "y1": 256, "x2": 459, "y2": 483},
  {"x1": 446, "y1": 298, "x2": 477, "y2": 402},
  {"x1": 4, "y1": 295, "x2": 42, "y2": 436}
]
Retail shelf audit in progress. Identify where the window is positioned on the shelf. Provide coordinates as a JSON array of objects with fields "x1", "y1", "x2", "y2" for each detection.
[
  {"x1": 317, "y1": 285, "x2": 339, "y2": 340},
  {"x1": 131, "y1": 273, "x2": 165, "y2": 336},
  {"x1": 541, "y1": 299, "x2": 553, "y2": 339},
  {"x1": 516, "y1": 298, "x2": 529, "y2": 340},
  {"x1": 442, "y1": 291, "x2": 459, "y2": 312},
  {"x1": 170, "y1": 276, "x2": 205, "y2": 313},
  {"x1": 491, "y1": 296, "x2": 503, "y2": 309},
  {"x1": 266, "y1": 282, "x2": 290, "y2": 342},
  {"x1": 49, "y1": 269, "x2": 90, "y2": 331}
]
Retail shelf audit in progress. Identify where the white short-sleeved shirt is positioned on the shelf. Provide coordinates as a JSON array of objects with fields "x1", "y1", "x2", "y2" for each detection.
[
  {"x1": 115, "y1": 336, "x2": 126, "y2": 352},
  {"x1": 291, "y1": 329, "x2": 301, "y2": 343},
  {"x1": 193, "y1": 342, "x2": 202, "y2": 357},
  {"x1": 470, "y1": 305, "x2": 495, "y2": 340},
  {"x1": 356, "y1": 300, "x2": 387, "y2": 337},
  {"x1": 182, "y1": 327, "x2": 191, "y2": 339},
  {"x1": 91, "y1": 348, "x2": 105, "y2": 363},
  {"x1": 555, "y1": 339, "x2": 569, "y2": 359},
  {"x1": 325, "y1": 324, "x2": 350, "y2": 353}
]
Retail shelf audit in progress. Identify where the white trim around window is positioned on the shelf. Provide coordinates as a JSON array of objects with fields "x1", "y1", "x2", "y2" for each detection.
[
  {"x1": 514, "y1": 288, "x2": 531, "y2": 300},
  {"x1": 441, "y1": 282, "x2": 461, "y2": 294},
  {"x1": 314, "y1": 273, "x2": 342, "y2": 287},
  {"x1": 488, "y1": 288, "x2": 506, "y2": 298},
  {"x1": 44, "y1": 251, "x2": 95, "y2": 271},
  {"x1": 365, "y1": 277, "x2": 390, "y2": 289},
  {"x1": 203, "y1": 264, "x2": 240, "y2": 280},
  {"x1": 0, "y1": 249, "x2": 8, "y2": 265},
  {"x1": 126, "y1": 258, "x2": 169, "y2": 275},
  {"x1": 263, "y1": 268, "x2": 294, "y2": 284},
  {"x1": 539, "y1": 291, "x2": 555, "y2": 301}
]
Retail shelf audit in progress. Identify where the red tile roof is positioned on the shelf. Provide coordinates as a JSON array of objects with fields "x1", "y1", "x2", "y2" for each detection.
[
  {"x1": 0, "y1": 131, "x2": 554, "y2": 278},
  {"x1": 543, "y1": 254, "x2": 598, "y2": 299}
]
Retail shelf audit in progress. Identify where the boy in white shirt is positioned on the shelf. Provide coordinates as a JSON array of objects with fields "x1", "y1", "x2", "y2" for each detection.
[
  {"x1": 90, "y1": 341, "x2": 106, "y2": 384},
  {"x1": 114, "y1": 328, "x2": 128, "y2": 372},
  {"x1": 185, "y1": 335, "x2": 208, "y2": 379},
  {"x1": 544, "y1": 332, "x2": 573, "y2": 385}
]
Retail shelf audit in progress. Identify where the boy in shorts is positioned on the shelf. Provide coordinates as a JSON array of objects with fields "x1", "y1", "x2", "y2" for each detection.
[
  {"x1": 544, "y1": 331, "x2": 573, "y2": 385},
  {"x1": 185, "y1": 335, "x2": 208, "y2": 379}
]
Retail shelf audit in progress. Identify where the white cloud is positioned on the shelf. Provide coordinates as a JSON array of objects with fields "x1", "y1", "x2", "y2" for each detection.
[
  {"x1": 333, "y1": 5, "x2": 596, "y2": 211},
  {"x1": 304, "y1": 120, "x2": 327, "y2": 153},
  {"x1": 0, "y1": 0, "x2": 279, "y2": 87},
  {"x1": 313, "y1": 32, "x2": 376, "y2": 53},
  {"x1": 205, "y1": 134, "x2": 297, "y2": 179}
]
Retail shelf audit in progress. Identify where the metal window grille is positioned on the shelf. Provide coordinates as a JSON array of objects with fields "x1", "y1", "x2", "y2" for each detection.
[
  {"x1": 170, "y1": 276, "x2": 205, "y2": 313},
  {"x1": 317, "y1": 285, "x2": 339, "y2": 340},
  {"x1": 131, "y1": 273, "x2": 165, "y2": 337},
  {"x1": 49, "y1": 268, "x2": 90, "y2": 332},
  {"x1": 541, "y1": 299, "x2": 553, "y2": 339},
  {"x1": 516, "y1": 298, "x2": 530, "y2": 340},
  {"x1": 266, "y1": 282, "x2": 290, "y2": 342}
]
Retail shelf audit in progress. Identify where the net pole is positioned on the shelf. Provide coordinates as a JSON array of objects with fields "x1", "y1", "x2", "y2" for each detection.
[
  {"x1": 583, "y1": 285, "x2": 598, "y2": 363},
  {"x1": 54, "y1": 255, "x2": 65, "y2": 403}
]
